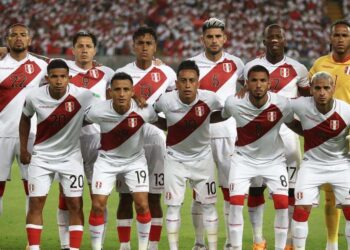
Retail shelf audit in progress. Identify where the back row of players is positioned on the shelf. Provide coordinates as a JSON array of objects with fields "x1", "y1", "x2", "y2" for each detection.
[{"x1": 1, "y1": 17, "x2": 350, "y2": 250}]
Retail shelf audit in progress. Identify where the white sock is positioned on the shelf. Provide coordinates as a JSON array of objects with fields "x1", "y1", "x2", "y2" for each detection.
[
  {"x1": 202, "y1": 204, "x2": 218, "y2": 250},
  {"x1": 224, "y1": 201, "x2": 231, "y2": 246},
  {"x1": 286, "y1": 205, "x2": 294, "y2": 245},
  {"x1": 29, "y1": 246, "x2": 40, "y2": 250},
  {"x1": 248, "y1": 204, "x2": 264, "y2": 243},
  {"x1": 148, "y1": 217, "x2": 163, "y2": 249},
  {"x1": 166, "y1": 205, "x2": 181, "y2": 250},
  {"x1": 275, "y1": 208, "x2": 288, "y2": 249},
  {"x1": 120, "y1": 242, "x2": 131, "y2": 250},
  {"x1": 229, "y1": 205, "x2": 244, "y2": 249},
  {"x1": 191, "y1": 200, "x2": 205, "y2": 245},
  {"x1": 345, "y1": 220, "x2": 350, "y2": 250},
  {"x1": 89, "y1": 217, "x2": 105, "y2": 250},
  {"x1": 292, "y1": 219, "x2": 308, "y2": 250},
  {"x1": 57, "y1": 208, "x2": 70, "y2": 249},
  {"x1": 0, "y1": 197, "x2": 3, "y2": 216},
  {"x1": 148, "y1": 240, "x2": 159, "y2": 250},
  {"x1": 326, "y1": 241, "x2": 338, "y2": 250},
  {"x1": 102, "y1": 207, "x2": 108, "y2": 247},
  {"x1": 136, "y1": 215, "x2": 151, "y2": 250}
]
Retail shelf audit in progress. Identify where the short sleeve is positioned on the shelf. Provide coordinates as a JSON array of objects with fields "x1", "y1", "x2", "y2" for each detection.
[
  {"x1": 222, "y1": 96, "x2": 234, "y2": 118},
  {"x1": 297, "y1": 64, "x2": 310, "y2": 88},
  {"x1": 22, "y1": 93, "x2": 35, "y2": 117},
  {"x1": 153, "y1": 94, "x2": 166, "y2": 113}
]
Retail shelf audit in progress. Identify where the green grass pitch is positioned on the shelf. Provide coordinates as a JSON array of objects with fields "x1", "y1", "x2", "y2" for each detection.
[{"x1": 0, "y1": 164, "x2": 347, "y2": 249}]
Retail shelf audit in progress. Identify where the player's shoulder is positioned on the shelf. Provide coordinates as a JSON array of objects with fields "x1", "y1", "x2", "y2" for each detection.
[
  {"x1": 156, "y1": 63, "x2": 176, "y2": 75},
  {"x1": 285, "y1": 56, "x2": 308, "y2": 70},
  {"x1": 188, "y1": 52, "x2": 202, "y2": 62},
  {"x1": 98, "y1": 65, "x2": 114, "y2": 75},
  {"x1": 28, "y1": 54, "x2": 48, "y2": 68},
  {"x1": 198, "y1": 89, "x2": 220, "y2": 101},
  {"x1": 27, "y1": 84, "x2": 47, "y2": 99},
  {"x1": 223, "y1": 52, "x2": 244, "y2": 66},
  {"x1": 115, "y1": 62, "x2": 134, "y2": 73}
]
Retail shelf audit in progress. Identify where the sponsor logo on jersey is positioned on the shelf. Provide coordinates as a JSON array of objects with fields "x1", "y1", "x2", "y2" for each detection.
[
  {"x1": 95, "y1": 181, "x2": 102, "y2": 189},
  {"x1": 330, "y1": 120, "x2": 339, "y2": 130},
  {"x1": 151, "y1": 72, "x2": 161, "y2": 82},
  {"x1": 165, "y1": 192, "x2": 172, "y2": 200},
  {"x1": 195, "y1": 106, "x2": 205, "y2": 117},
  {"x1": 267, "y1": 111, "x2": 277, "y2": 122},
  {"x1": 345, "y1": 66, "x2": 350, "y2": 75},
  {"x1": 223, "y1": 62, "x2": 232, "y2": 73},
  {"x1": 65, "y1": 101, "x2": 75, "y2": 112},
  {"x1": 296, "y1": 191, "x2": 303, "y2": 200},
  {"x1": 89, "y1": 69, "x2": 99, "y2": 79},
  {"x1": 128, "y1": 117, "x2": 138, "y2": 128},
  {"x1": 279, "y1": 67, "x2": 289, "y2": 78},
  {"x1": 25, "y1": 64, "x2": 35, "y2": 74}
]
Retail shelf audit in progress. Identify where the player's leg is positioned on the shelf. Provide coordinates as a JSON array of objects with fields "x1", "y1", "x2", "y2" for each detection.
[
  {"x1": 264, "y1": 163, "x2": 289, "y2": 250},
  {"x1": 192, "y1": 153, "x2": 218, "y2": 250},
  {"x1": 143, "y1": 129, "x2": 165, "y2": 250},
  {"x1": 291, "y1": 205, "x2": 312, "y2": 250},
  {"x1": 210, "y1": 137, "x2": 235, "y2": 250},
  {"x1": 164, "y1": 157, "x2": 188, "y2": 250},
  {"x1": 117, "y1": 190, "x2": 134, "y2": 249},
  {"x1": 342, "y1": 205, "x2": 350, "y2": 250},
  {"x1": 89, "y1": 194, "x2": 109, "y2": 250},
  {"x1": 57, "y1": 184, "x2": 70, "y2": 250},
  {"x1": 323, "y1": 184, "x2": 340, "y2": 250},
  {"x1": 26, "y1": 162, "x2": 53, "y2": 250}
]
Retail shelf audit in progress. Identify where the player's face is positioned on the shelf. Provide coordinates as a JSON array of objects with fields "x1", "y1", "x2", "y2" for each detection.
[
  {"x1": 72, "y1": 36, "x2": 96, "y2": 65},
  {"x1": 311, "y1": 78, "x2": 335, "y2": 106},
  {"x1": 176, "y1": 69, "x2": 200, "y2": 104},
  {"x1": 331, "y1": 24, "x2": 350, "y2": 55},
  {"x1": 263, "y1": 27, "x2": 285, "y2": 56},
  {"x1": 109, "y1": 79, "x2": 134, "y2": 109},
  {"x1": 133, "y1": 34, "x2": 157, "y2": 62},
  {"x1": 247, "y1": 71, "x2": 270, "y2": 99},
  {"x1": 46, "y1": 68, "x2": 70, "y2": 97},
  {"x1": 6, "y1": 25, "x2": 31, "y2": 52},
  {"x1": 201, "y1": 28, "x2": 226, "y2": 55}
]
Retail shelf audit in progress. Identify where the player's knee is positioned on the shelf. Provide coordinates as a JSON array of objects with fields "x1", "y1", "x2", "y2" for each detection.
[
  {"x1": 202, "y1": 203, "x2": 218, "y2": 220},
  {"x1": 91, "y1": 199, "x2": 106, "y2": 215},
  {"x1": 293, "y1": 206, "x2": 310, "y2": 222},
  {"x1": 166, "y1": 205, "x2": 181, "y2": 220},
  {"x1": 342, "y1": 206, "x2": 350, "y2": 220},
  {"x1": 134, "y1": 198, "x2": 149, "y2": 215},
  {"x1": 28, "y1": 197, "x2": 46, "y2": 213},
  {"x1": 272, "y1": 194, "x2": 288, "y2": 209},
  {"x1": 66, "y1": 197, "x2": 83, "y2": 213},
  {"x1": 230, "y1": 195, "x2": 245, "y2": 206}
]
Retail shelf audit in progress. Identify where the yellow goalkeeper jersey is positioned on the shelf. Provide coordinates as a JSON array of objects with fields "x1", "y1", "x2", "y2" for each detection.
[{"x1": 309, "y1": 53, "x2": 350, "y2": 103}]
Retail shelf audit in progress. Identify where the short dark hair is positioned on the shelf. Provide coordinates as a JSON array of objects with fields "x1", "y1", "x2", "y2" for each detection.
[
  {"x1": 133, "y1": 26, "x2": 157, "y2": 42},
  {"x1": 202, "y1": 18, "x2": 225, "y2": 33},
  {"x1": 330, "y1": 19, "x2": 350, "y2": 33},
  {"x1": 47, "y1": 59, "x2": 69, "y2": 73},
  {"x1": 72, "y1": 31, "x2": 97, "y2": 47},
  {"x1": 6, "y1": 23, "x2": 30, "y2": 37},
  {"x1": 263, "y1": 23, "x2": 285, "y2": 38},
  {"x1": 247, "y1": 65, "x2": 269, "y2": 79},
  {"x1": 176, "y1": 60, "x2": 200, "y2": 77},
  {"x1": 110, "y1": 72, "x2": 133, "y2": 87}
]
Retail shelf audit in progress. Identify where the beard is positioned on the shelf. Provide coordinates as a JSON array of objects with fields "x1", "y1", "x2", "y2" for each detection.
[{"x1": 11, "y1": 46, "x2": 26, "y2": 53}]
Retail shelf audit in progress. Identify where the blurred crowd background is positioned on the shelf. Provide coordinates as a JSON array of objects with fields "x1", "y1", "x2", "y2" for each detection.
[{"x1": 1, "y1": 0, "x2": 348, "y2": 68}]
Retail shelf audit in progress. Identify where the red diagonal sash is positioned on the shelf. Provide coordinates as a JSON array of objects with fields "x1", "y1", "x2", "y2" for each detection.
[
  {"x1": 166, "y1": 100, "x2": 210, "y2": 146},
  {"x1": 304, "y1": 112, "x2": 346, "y2": 152},
  {"x1": 134, "y1": 67, "x2": 167, "y2": 100},
  {"x1": 0, "y1": 60, "x2": 41, "y2": 112},
  {"x1": 100, "y1": 111, "x2": 144, "y2": 150},
  {"x1": 269, "y1": 63, "x2": 297, "y2": 93},
  {"x1": 236, "y1": 104, "x2": 283, "y2": 146},
  {"x1": 70, "y1": 68, "x2": 105, "y2": 89},
  {"x1": 35, "y1": 94, "x2": 82, "y2": 145},
  {"x1": 199, "y1": 59, "x2": 237, "y2": 92}
]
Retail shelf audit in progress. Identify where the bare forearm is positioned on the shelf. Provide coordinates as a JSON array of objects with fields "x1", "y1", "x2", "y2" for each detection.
[{"x1": 19, "y1": 114, "x2": 31, "y2": 152}]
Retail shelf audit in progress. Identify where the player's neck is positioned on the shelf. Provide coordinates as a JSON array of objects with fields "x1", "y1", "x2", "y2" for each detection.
[
  {"x1": 113, "y1": 102, "x2": 131, "y2": 115},
  {"x1": 332, "y1": 51, "x2": 350, "y2": 63},
  {"x1": 75, "y1": 61, "x2": 93, "y2": 70},
  {"x1": 9, "y1": 50, "x2": 28, "y2": 61},
  {"x1": 205, "y1": 51, "x2": 223, "y2": 62},
  {"x1": 249, "y1": 94, "x2": 268, "y2": 108},
  {"x1": 266, "y1": 52, "x2": 284, "y2": 64},
  {"x1": 136, "y1": 60, "x2": 152, "y2": 70},
  {"x1": 316, "y1": 99, "x2": 334, "y2": 115},
  {"x1": 48, "y1": 87, "x2": 67, "y2": 100}
]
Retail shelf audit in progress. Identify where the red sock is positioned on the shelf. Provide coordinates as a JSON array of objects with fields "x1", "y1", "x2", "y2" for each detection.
[
  {"x1": 0, "y1": 182, "x2": 5, "y2": 197},
  {"x1": 89, "y1": 211, "x2": 104, "y2": 226},
  {"x1": 117, "y1": 226, "x2": 131, "y2": 242},
  {"x1": 69, "y1": 225, "x2": 83, "y2": 249},
  {"x1": 26, "y1": 224, "x2": 42, "y2": 246},
  {"x1": 149, "y1": 225, "x2": 162, "y2": 241},
  {"x1": 247, "y1": 195, "x2": 265, "y2": 207}
]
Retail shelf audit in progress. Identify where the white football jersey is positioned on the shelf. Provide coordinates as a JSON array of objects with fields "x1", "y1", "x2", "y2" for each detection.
[
  {"x1": 22, "y1": 84, "x2": 97, "y2": 161},
  {"x1": 115, "y1": 61, "x2": 176, "y2": 105},
  {"x1": 0, "y1": 54, "x2": 47, "y2": 137},
  {"x1": 244, "y1": 56, "x2": 309, "y2": 98},
  {"x1": 66, "y1": 60, "x2": 114, "y2": 136},
  {"x1": 291, "y1": 97, "x2": 350, "y2": 168},
  {"x1": 85, "y1": 100, "x2": 157, "y2": 163},
  {"x1": 154, "y1": 89, "x2": 222, "y2": 161},
  {"x1": 223, "y1": 92, "x2": 294, "y2": 165},
  {"x1": 189, "y1": 52, "x2": 244, "y2": 138}
]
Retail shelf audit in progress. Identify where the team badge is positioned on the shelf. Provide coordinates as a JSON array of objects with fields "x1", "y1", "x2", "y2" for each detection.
[
  {"x1": 267, "y1": 111, "x2": 277, "y2": 122},
  {"x1": 223, "y1": 62, "x2": 232, "y2": 73},
  {"x1": 345, "y1": 66, "x2": 350, "y2": 75},
  {"x1": 330, "y1": 120, "x2": 339, "y2": 130},
  {"x1": 65, "y1": 101, "x2": 75, "y2": 112},
  {"x1": 165, "y1": 192, "x2": 172, "y2": 200},
  {"x1": 195, "y1": 106, "x2": 205, "y2": 117},
  {"x1": 95, "y1": 181, "x2": 102, "y2": 189},
  {"x1": 89, "y1": 69, "x2": 99, "y2": 79},
  {"x1": 296, "y1": 192, "x2": 303, "y2": 200},
  {"x1": 279, "y1": 67, "x2": 289, "y2": 78},
  {"x1": 25, "y1": 64, "x2": 34, "y2": 74},
  {"x1": 128, "y1": 117, "x2": 138, "y2": 128},
  {"x1": 151, "y1": 72, "x2": 161, "y2": 82}
]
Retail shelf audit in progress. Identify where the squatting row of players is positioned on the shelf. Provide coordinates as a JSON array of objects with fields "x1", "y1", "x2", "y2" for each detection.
[{"x1": 1, "y1": 17, "x2": 350, "y2": 250}]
